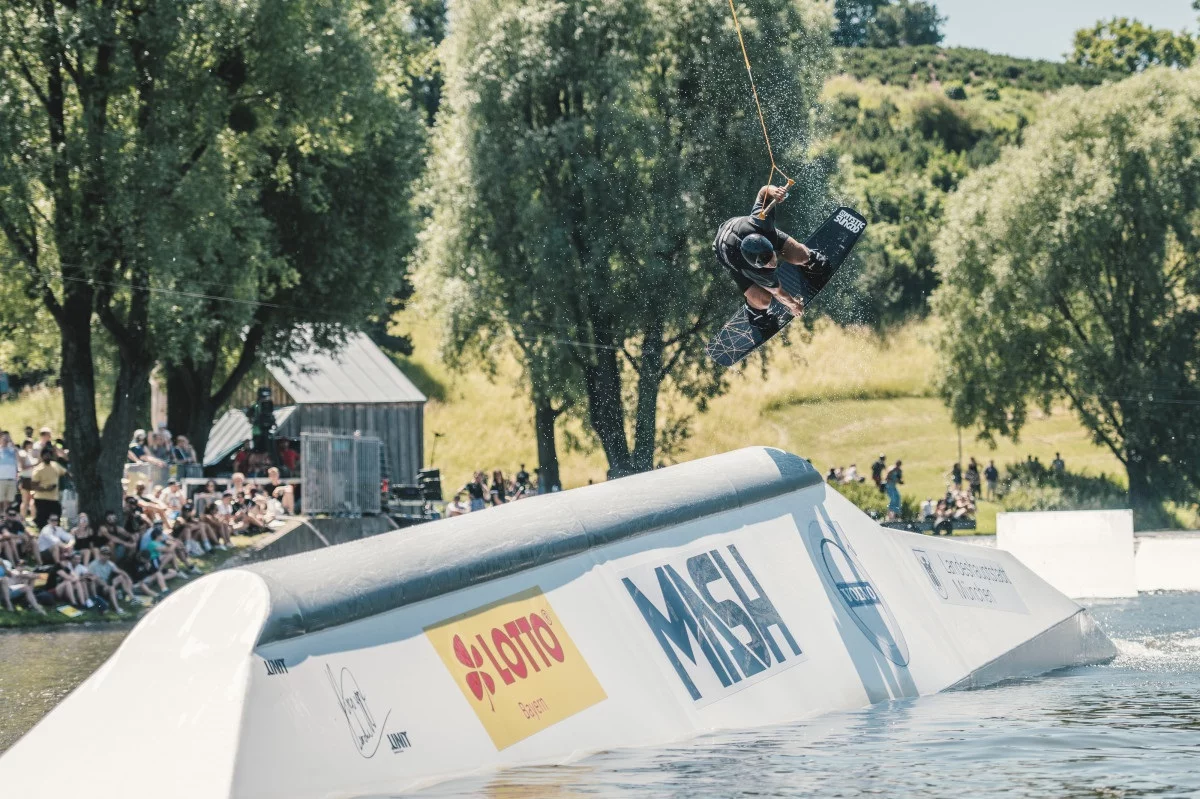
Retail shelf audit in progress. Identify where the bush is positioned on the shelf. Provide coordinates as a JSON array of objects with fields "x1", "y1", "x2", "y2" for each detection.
[
  {"x1": 944, "y1": 84, "x2": 967, "y2": 100},
  {"x1": 837, "y1": 46, "x2": 1124, "y2": 91},
  {"x1": 998, "y1": 461, "x2": 1126, "y2": 512}
]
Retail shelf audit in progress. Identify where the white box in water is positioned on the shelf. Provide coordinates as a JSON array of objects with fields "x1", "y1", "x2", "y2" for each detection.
[
  {"x1": 997, "y1": 509, "x2": 1136, "y2": 598},
  {"x1": 1135, "y1": 532, "x2": 1200, "y2": 592}
]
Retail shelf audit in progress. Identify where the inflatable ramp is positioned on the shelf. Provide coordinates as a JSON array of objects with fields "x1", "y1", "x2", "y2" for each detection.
[{"x1": 0, "y1": 448, "x2": 1115, "y2": 797}]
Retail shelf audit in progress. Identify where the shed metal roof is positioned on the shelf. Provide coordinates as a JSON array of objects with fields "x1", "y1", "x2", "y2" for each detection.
[
  {"x1": 268, "y1": 332, "x2": 427, "y2": 405},
  {"x1": 202, "y1": 405, "x2": 300, "y2": 468}
]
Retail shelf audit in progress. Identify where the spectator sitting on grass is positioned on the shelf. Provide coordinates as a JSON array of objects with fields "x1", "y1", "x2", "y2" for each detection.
[
  {"x1": 214, "y1": 491, "x2": 243, "y2": 531},
  {"x1": 267, "y1": 467, "x2": 295, "y2": 515},
  {"x1": 920, "y1": 497, "x2": 935, "y2": 521},
  {"x1": 38, "y1": 513, "x2": 74, "y2": 565},
  {"x1": 123, "y1": 495, "x2": 151, "y2": 540},
  {"x1": 843, "y1": 463, "x2": 860, "y2": 483},
  {"x1": 1, "y1": 504, "x2": 28, "y2": 564},
  {"x1": 140, "y1": 527, "x2": 183, "y2": 581},
  {"x1": 193, "y1": 479, "x2": 220, "y2": 516},
  {"x1": 45, "y1": 554, "x2": 89, "y2": 609},
  {"x1": 161, "y1": 479, "x2": 186, "y2": 523},
  {"x1": 446, "y1": 492, "x2": 469, "y2": 517},
  {"x1": 68, "y1": 551, "x2": 105, "y2": 611},
  {"x1": 89, "y1": 546, "x2": 138, "y2": 610},
  {"x1": 98, "y1": 510, "x2": 139, "y2": 567},
  {"x1": 932, "y1": 500, "x2": 954, "y2": 536},
  {"x1": 200, "y1": 502, "x2": 231, "y2": 550},
  {"x1": 1, "y1": 557, "x2": 46, "y2": 614},
  {"x1": 243, "y1": 493, "x2": 274, "y2": 533},
  {"x1": 170, "y1": 503, "x2": 206, "y2": 556},
  {"x1": 83, "y1": 547, "x2": 132, "y2": 615},
  {"x1": 70, "y1": 512, "x2": 99, "y2": 565},
  {"x1": 129, "y1": 481, "x2": 167, "y2": 524}
]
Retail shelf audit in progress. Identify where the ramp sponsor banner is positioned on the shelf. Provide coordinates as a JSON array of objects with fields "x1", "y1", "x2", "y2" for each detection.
[
  {"x1": 619, "y1": 541, "x2": 805, "y2": 708},
  {"x1": 424, "y1": 587, "x2": 606, "y2": 750},
  {"x1": 911, "y1": 547, "x2": 1027, "y2": 614},
  {"x1": 810, "y1": 520, "x2": 910, "y2": 666}
]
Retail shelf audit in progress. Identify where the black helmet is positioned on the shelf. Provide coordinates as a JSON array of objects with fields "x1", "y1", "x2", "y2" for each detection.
[{"x1": 740, "y1": 233, "x2": 775, "y2": 268}]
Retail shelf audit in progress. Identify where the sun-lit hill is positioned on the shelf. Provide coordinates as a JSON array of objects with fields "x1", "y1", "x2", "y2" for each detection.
[{"x1": 393, "y1": 309, "x2": 1122, "y2": 533}]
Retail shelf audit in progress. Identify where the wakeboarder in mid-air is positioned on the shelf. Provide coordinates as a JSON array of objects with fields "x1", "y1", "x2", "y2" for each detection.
[{"x1": 712, "y1": 184, "x2": 830, "y2": 335}]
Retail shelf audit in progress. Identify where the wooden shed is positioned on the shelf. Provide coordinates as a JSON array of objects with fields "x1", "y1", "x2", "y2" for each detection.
[{"x1": 220, "y1": 333, "x2": 426, "y2": 484}]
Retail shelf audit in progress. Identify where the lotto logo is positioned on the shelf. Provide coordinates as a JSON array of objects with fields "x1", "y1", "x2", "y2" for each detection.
[
  {"x1": 620, "y1": 543, "x2": 804, "y2": 705},
  {"x1": 425, "y1": 587, "x2": 606, "y2": 750},
  {"x1": 834, "y1": 209, "x2": 866, "y2": 233}
]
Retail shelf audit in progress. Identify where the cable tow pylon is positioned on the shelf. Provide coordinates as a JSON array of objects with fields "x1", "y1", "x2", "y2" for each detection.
[{"x1": 725, "y1": 0, "x2": 794, "y2": 219}]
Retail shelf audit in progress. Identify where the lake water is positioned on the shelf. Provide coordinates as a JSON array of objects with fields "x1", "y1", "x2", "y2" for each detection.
[{"x1": 3, "y1": 594, "x2": 1199, "y2": 797}]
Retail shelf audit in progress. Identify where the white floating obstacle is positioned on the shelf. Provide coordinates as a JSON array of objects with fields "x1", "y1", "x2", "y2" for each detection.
[
  {"x1": 995, "y1": 510, "x2": 1200, "y2": 597},
  {"x1": 0, "y1": 448, "x2": 1114, "y2": 798},
  {"x1": 997, "y1": 509, "x2": 1138, "y2": 598}
]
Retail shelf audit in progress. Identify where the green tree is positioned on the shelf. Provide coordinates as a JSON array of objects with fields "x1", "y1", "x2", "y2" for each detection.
[
  {"x1": 1071, "y1": 17, "x2": 1196, "y2": 72},
  {"x1": 834, "y1": 0, "x2": 944, "y2": 48},
  {"x1": 425, "y1": 0, "x2": 832, "y2": 479},
  {"x1": 932, "y1": 68, "x2": 1200, "y2": 519},
  {"x1": 162, "y1": 0, "x2": 427, "y2": 460},
  {"x1": 0, "y1": 0, "x2": 424, "y2": 515}
]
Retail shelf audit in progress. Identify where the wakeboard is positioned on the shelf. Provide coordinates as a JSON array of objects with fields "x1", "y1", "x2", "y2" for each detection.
[{"x1": 706, "y1": 206, "x2": 867, "y2": 367}]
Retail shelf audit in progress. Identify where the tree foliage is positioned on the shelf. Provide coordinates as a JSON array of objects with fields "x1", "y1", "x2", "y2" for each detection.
[
  {"x1": 820, "y1": 85, "x2": 1032, "y2": 326},
  {"x1": 834, "y1": 0, "x2": 944, "y2": 48},
  {"x1": 424, "y1": 0, "x2": 832, "y2": 479},
  {"x1": 1072, "y1": 17, "x2": 1196, "y2": 73},
  {"x1": 0, "y1": 0, "x2": 425, "y2": 514},
  {"x1": 932, "y1": 68, "x2": 1200, "y2": 517},
  {"x1": 838, "y1": 46, "x2": 1125, "y2": 90}
]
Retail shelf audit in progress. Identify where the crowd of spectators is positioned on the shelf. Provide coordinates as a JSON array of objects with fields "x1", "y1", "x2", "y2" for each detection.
[
  {"x1": 0, "y1": 419, "x2": 297, "y2": 619},
  {"x1": 445, "y1": 465, "x2": 537, "y2": 516}
]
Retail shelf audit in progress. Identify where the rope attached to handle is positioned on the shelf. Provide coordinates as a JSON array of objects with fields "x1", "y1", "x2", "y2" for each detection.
[{"x1": 725, "y1": 0, "x2": 792, "y2": 219}]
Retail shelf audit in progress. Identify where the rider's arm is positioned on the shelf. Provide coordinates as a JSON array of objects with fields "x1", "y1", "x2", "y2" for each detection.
[
  {"x1": 779, "y1": 238, "x2": 814, "y2": 266},
  {"x1": 766, "y1": 284, "x2": 804, "y2": 316}
]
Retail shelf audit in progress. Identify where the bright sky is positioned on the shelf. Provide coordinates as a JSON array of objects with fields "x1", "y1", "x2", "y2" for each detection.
[{"x1": 935, "y1": 0, "x2": 1198, "y2": 61}]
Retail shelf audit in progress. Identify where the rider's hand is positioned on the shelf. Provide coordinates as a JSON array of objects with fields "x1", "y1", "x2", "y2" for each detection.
[
  {"x1": 765, "y1": 185, "x2": 788, "y2": 205},
  {"x1": 779, "y1": 293, "x2": 804, "y2": 316}
]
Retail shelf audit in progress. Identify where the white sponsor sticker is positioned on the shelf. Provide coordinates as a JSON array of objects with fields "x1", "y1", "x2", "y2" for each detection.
[
  {"x1": 833, "y1": 209, "x2": 866, "y2": 234},
  {"x1": 911, "y1": 548, "x2": 1028, "y2": 614}
]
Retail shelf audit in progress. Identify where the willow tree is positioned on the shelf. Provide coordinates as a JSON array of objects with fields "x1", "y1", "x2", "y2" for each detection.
[
  {"x1": 424, "y1": 0, "x2": 832, "y2": 479},
  {"x1": 0, "y1": 0, "x2": 425, "y2": 515},
  {"x1": 933, "y1": 68, "x2": 1200, "y2": 517}
]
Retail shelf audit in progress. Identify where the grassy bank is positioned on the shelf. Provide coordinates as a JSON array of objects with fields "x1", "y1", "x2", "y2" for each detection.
[{"x1": 396, "y1": 311, "x2": 1123, "y2": 533}]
